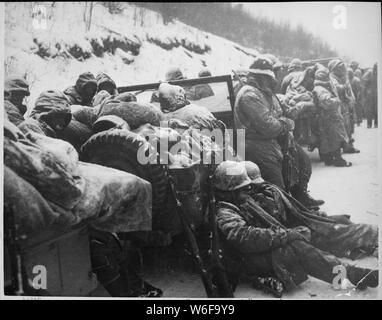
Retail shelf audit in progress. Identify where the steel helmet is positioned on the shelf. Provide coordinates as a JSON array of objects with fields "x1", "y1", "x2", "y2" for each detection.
[
  {"x1": 288, "y1": 58, "x2": 303, "y2": 73},
  {"x1": 350, "y1": 61, "x2": 359, "y2": 70},
  {"x1": 165, "y1": 67, "x2": 184, "y2": 81},
  {"x1": 244, "y1": 161, "x2": 264, "y2": 184},
  {"x1": 198, "y1": 69, "x2": 212, "y2": 77},
  {"x1": 213, "y1": 161, "x2": 252, "y2": 191}
]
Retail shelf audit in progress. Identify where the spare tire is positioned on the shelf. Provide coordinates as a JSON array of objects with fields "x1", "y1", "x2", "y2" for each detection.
[
  {"x1": 57, "y1": 120, "x2": 93, "y2": 153},
  {"x1": 80, "y1": 129, "x2": 168, "y2": 229}
]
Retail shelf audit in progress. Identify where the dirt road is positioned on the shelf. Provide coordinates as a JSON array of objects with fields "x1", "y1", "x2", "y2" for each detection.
[{"x1": 145, "y1": 122, "x2": 380, "y2": 299}]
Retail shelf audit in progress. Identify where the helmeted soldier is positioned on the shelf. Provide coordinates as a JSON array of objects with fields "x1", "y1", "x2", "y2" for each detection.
[
  {"x1": 64, "y1": 72, "x2": 98, "y2": 106},
  {"x1": 280, "y1": 58, "x2": 303, "y2": 94},
  {"x1": 151, "y1": 67, "x2": 189, "y2": 103},
  {"x1": 186, "y1": 68, "x2": 214, "y2": 100},
  {"x1": 349, "y1": 61, "x2": 362, "y2": 76},
  {"x1": 213, "y1": 161, "x2": 378, "y2": 295},
  {"x1": 4, "y1": 76, "x2": 31, "y2": 126},
  {"x1": 95, "y1": 72, "x2": 118, "y2": 96},
  {"x1": 234, "y1": 56, "x2": 323, "y2": 208},
  {"x1": 313, "y1": 67, "x2": 352, "y2": 167},
  {"x1": 362, "y1": 63, "x2": 378, "y2": 128},
  {"x1": 348, "y1": 68, "x2": 363, "y2": 126},
  {"x1": 244, "y1": 161, "x2": 378, "y2": 260},
  {"x1": 284, "y1": 64, "x2": 319, "y2": 149},
  {"x1": 328, "y1": 59, "x2": 360, "y2": 153}
]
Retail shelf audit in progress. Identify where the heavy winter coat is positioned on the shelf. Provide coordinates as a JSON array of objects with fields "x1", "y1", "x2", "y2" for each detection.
[
  {"x1": 234, "y1": 79, "x2": 290, "y2": 188},
  {"x1": 330, "y1": 74, "x2": 356, "y2": 136},
  {"x1": 313, "y1": 81, "x2": 348, "y2": 154},
  {"x1": 251, "y1": 182, "x2": 378, "y2": 259}
]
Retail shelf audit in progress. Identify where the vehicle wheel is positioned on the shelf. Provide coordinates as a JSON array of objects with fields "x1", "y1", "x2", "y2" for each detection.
[{"x1": 80, "y1": 129, "x2": 168, "y2": 226}]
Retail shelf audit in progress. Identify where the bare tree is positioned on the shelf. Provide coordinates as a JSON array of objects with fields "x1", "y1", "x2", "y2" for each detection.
[{"x1": 83, "y1": 2, "x2": 94, "y2": 32}]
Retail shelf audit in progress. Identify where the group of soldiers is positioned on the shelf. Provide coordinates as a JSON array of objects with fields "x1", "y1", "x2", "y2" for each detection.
[
  {"x1": 279, "y1": 58, "x2": 378, "y2": 161},
  {"x1": 3, "y1": 54, "x2": 379, "y2": 297}
]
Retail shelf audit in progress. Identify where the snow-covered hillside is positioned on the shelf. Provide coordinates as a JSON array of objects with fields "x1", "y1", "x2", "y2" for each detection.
[{"x1": 4, "y1": 2, "x2": 261, "y2": 111}]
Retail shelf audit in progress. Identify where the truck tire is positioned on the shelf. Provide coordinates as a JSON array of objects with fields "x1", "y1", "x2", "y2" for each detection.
[{"x1": 80, "y1": 129, "x2": 168, "y2": 225}]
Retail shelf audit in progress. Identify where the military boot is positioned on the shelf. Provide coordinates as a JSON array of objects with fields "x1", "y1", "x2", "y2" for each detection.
[
  {"x1": 347, "y1": 267, "x2": 379, "y2": 290},
  {"x1": 291, "y1": 186, "x2": 325, "y2": 208},
  {"x1": 333, "y1": 150, "x2": 352, "y2": 167},
  {"x1": 343, "y1": 140, "x2": 360, "y2": 154},
  {"x1": 321, "y1": 152, "x2": 334, "y2": 166}
]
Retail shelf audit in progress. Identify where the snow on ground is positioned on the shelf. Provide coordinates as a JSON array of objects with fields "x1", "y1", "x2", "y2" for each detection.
[
  {"x1": 145, "y1": 122, "x2": 379, "y2": 299},
  {"x1": 4, "y1": 2, "x2": 257, "y2": 114},
  {"x1": 5, "y1": 2, "x2": 379, "y2": 299}
]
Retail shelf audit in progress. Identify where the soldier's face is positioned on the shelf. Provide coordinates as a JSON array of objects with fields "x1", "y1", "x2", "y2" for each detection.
[
  {"x1": 236, "y1": 185, "x2": 254, "y2": 203},
  {"x1": 264, "y1": 76, "x2": 277, "y2": 92}
]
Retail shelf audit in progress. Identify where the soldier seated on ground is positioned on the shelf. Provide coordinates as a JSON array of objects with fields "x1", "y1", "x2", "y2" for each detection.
[
  {"x1": 4, "y1": 76, "x2": 31, "y2": 126},
  {"x1": 213, "y1": 161, "x2": 378, "y2": 296},
  {"x1": 64, "y1": 72, "x2": 98, "y2": 107},
  {"x1": 244, "y1": 161, "x2": 378, "y2": 260}
]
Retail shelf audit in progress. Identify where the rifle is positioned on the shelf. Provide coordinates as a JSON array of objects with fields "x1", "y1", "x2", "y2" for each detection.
[
  {"x1": 168, "y1": 167, "x2": 233, "y2": 297},
  {"x1": 279, "y1": 132, "x2": 294, "y2": 193},
  {"x1": 206, "y1": 172, "x2": 234, "y2": 297},
  {"x1": 301, "y1": 57, "x2": 340, "y2": 68},
  {"x1": 168, "y1": 171, "x2": 216, "y2": 297},
  {"x1": 275, "y1": 95, "x2": 295, "y2": 193},
  {"x1": 5, "y1": 206, "x2": 26, "y2": 296}
]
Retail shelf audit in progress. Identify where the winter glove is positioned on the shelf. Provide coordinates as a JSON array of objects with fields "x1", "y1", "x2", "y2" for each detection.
[
  {"x1": 286, "y1": 227, "x2": 311, "y2": 243},
  {"x1": 291, "y1": 226, "x2": 311, "y2": 242}
]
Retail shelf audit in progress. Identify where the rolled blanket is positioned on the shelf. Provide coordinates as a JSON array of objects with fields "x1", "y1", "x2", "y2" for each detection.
[{"x1": 98, "y1": 100, "x2": 164, "y2": 130}]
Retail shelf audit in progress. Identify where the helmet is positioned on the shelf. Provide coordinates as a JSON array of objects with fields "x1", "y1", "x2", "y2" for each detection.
[
  {"x1": 347, "y1": 68, "x2": 354, "y2": 79},
  {"x1": 354, "y1": 69, "x2": 362, "y2": 79},
  {"x1": 165, "y1": 67, "x2": 184, "y2": 81},
  {"x1": 248, "y1": 56, "x2": 275, "y2": 79},
  {"x1": 244, "y1": 161, "x2": 264, "y2": 184},
  {"x1": 4, "y1": 76, "x2": 30, "y2": 96},
  {"x1": 288, "y1": 58, "x2": 302, "y2": 72},
  {"x1": 213, "y1": 161, "x2": 252, "y2": 191},
  {"x1": 198, "y1": 69, "x2": 212, "y2": 77},
  {"x1": 315, "y1": 67, "x2": 330, "y2": 82},
  {"x1": 350, "y1": 61, "x2": 359, "y2": 70}
]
